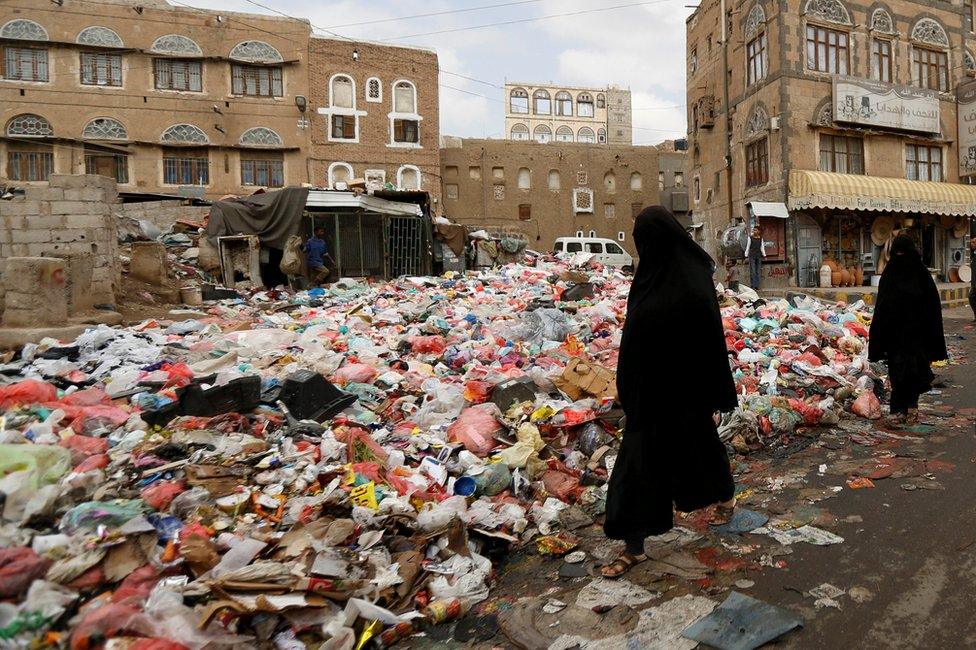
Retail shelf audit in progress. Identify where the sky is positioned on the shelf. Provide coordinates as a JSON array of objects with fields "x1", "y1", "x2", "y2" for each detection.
[{"x1": 187, "y1": 0, "x2": 694, "y2": 145}]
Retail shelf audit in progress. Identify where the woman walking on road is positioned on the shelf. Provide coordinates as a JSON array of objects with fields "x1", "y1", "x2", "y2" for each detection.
[
  {"x1": 869, "y1": 234, "x2": 947, "y2": 425},
  {"x1": 601, "y1": 206, "x2": 738, "y2": 578}
]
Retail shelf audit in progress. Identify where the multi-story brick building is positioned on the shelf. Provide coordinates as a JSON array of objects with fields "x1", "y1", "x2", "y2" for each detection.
[
  {"x1": 309, "y1": 37, "x2": 440, "y2": 203},
  {"x1": 439, "y1": 137, "x2": 658, "y2": 256},
  {"x1": 688, "y1": 0, "x2": 976, "y2": 288},
  {"x1": 0, "y1": 0, "x2": 440, "y2": 201},
  {"x1": 504, "y1": 82, "x2": 633, "y2": 145}
]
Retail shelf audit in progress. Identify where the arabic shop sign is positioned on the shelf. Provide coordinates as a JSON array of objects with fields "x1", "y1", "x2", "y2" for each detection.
[
  {"x1": 833, "y1": 77, "x2": 940, "y2": 134},
  {"x1": 957, "y1": 79, "x2": 976, "y2": 175}
]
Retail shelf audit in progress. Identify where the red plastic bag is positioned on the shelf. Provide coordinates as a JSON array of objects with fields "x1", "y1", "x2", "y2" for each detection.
[
  {"x1": 112, "y1": 565, "x2": 159, "y2": 604},
  {"x1": 463, "y1": 380, "x2": 492, "y2": 404},
  {"x1": 129, "y1": 641, "x2": 191, "y2": 650},
  {"x1": 0, "y1": 379, "x2": 57, "y2": 409},
  {"x1": 74, "y1": 453, "x2": 109, "y2": 473},
  {"x1": 70, "y1": 603, "x2": 142, "y2": 650},
  {"x1": 162, "y1": 362, "x2": 194, "y2": 390},
  {"x1": 0, "y1": 547, "x2": 50, "y2": 598},
  {"x1": 141, "y1": 480, "x2": 186, "y2": 510},
  {"x1": 56, "y1": 388, "x2": 112, "y2": 407},
  {"x1": 409, "y1": 335, "x2": 447, "y2": 354},
  {"x1": 61, "y1": 435, "x2": 109, "y2": 466},
  {"x1": 851, "y1": 391, "x2": 882, "y2": 419},
  {"x1": 447, "y1": 404, "x2": 502, "y2": 456}
]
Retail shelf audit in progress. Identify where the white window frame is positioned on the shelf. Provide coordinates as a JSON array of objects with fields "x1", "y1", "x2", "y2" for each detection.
[
  {"x1": 319, "y1": 73, "x2": 366, "y2": 143},
  {"x1": 328, "y1": 161, "x2": 354, "y2": 189},
  {"x1": 397, "y1": 164, "x2": 422, "y2": 190},
  {"x1": 388, "y1": 79, "x2": 422, "y2": 149},
  {"x1": 366, "y1": 76, "x2": 382, "y2": 103}
]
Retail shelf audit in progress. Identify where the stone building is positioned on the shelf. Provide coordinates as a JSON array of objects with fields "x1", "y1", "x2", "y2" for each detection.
[
  {"x1": 504, "y1": 82, "x2": 633, "y2": 145},
  {"x1": 0, "y1": 0, "x2": 440, "y2": 201},
  {"x1": 308, "y1": 37, "x2": 441, "y2": 203},
  {"x1": 654, "y1": 139, "x2": 692, "y2": 227},
  {"x1": 439, "y1": 137, "x2": 659, "y2": 256},
  {"x1": 688, "y1": 0, "x2": 976, "y2": 288}
]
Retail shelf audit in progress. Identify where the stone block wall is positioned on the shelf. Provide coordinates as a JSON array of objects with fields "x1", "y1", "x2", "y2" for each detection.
[
  {"x1": 0, "y1": 175, "x2": 121, "y2": 309},
  {"x1": 116, "y1": 200, "x2": 211, "y2": 231}
]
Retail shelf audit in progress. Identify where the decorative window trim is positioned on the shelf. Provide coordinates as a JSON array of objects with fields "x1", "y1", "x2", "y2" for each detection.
[
  {"x1": 573, "y1": 187, "x2": 594, "y2": 214},
  {"x1": 150, "y1": 34, "x2": 202, "y2": 56},
  {"x1": 966, "y1": 50, "x2": 976, "y2": 74},
  {"x1": 744, "y1": 4, "x2": 766, "y2": 40},
  {"x1": 745, "y1": 105, "x2": 769, "y2": 139},
  {"x1": 511, "y1": 123, "x2": 530, "y2": 140},
  {"x1": 386, "y1": 114, "x2": 423, "y2": 149},
  {"x1": 803, "y1": 0, "x2": 851, "y2": 26},
  {"x1": 509, "y1": 87, "x2": 529, "y2": 114},
  {"x1": 391, "y1": 79, "x2": 418, "y2": 114},
  {"x1": 555, "y1": 126, "x2": 574, "y2": 142},
  {"x1": 396, "y1": 164, "x2": 422, "y2": 190},
  {"x1": 366, "y1": 76, "x2": 382, "y2": 103},
  {"x1": 6, "y1": 113, "x2": 53, "y2": 137},
  {"x1": 578, "y1": 126, "x2": 596, "y2": 143},
  {"x1": 328, "y1": 73, "x2": 357, "y2": 110},
  {"x1": 533, "y1": 124, "x2": 552, "y2": 143},
  {"x1": 328, "y1": 162, "x2": 354, "y2": 189},
  {"x1": 160, "y1": 123, "x2": 208, "y2": 144},
  {"x1": 229, "y1": 40, "x2": 283, "y2": 63},
  {"x1": 869, "y1": 8, "x2": 894, "y2": 34},
  {"x1": 76, "y1": 26, "x2": 123, "y2": 48},
  {"x1": 1, "y1": 19, "x2": 48, "y2": 41},
  {"x1": 911, "y1": 18, "x2": 948, "y2": 47},
  {"x1": 317, "y1": 107, "x2": 366, "y2": 143},
  {"x1": 815, "y1": 101, "x2": 834, "y2": 126},
  {"x1": 83, "y1": 117, "x2": 127, "y2": 140},
  {"x1": 239, "y1": 126, "x2": 283, "y2": 147},
  {"x1": 364, "y1": 168, "x2": 386, "y2": 190}
]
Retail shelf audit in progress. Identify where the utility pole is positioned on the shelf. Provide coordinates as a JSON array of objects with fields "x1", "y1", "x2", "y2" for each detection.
[{"x1": 720, "y1": 0, "x2": 734, "y2": 225}]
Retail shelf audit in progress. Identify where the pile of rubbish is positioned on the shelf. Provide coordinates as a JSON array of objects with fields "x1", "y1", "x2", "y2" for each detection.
[
  {"x1": 0, "y1": 257, "x2": 879, "y2": 647},
  {"x1": 718, "y1": 286, "x2": 878, "y2": 452}
]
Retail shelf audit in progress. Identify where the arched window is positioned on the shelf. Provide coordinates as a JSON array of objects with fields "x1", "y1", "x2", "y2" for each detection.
[
  {"x1": 911, "y1": 19, "x2": 950, "y2": 91},
  {"x1": 630, "y1": 172, "x2": 642, "y2": 191},
  {"x1": 555, "y1": 91, "x2": 573, "y2": 116},
  {"x1": 604, "y1": 171, "x2": 616, "y2": 193},
  {"x1": 161, "y1": 123, "x2": 208, "y2": 143},
  {"x1": 330, "y1": 74, "x2": 355, "y2": 109},
  {"x1": 577, "y1": 93, "x2": 594, "y2": 117},
  {"x1": 597, "y1": 128, "x2": 607, "y2": 143},
  {"x1": 870, "y1": 8, "x2": 894, "y2": 34},
  {"x1": 746, "y1": 105, "x2": 769, "y2": 138},
  {"x1": 1, "y1": 19, "x2": 48, "y2": 41},
  {"x1": 366, "y1": 77, "x2": 382, "y2": 103},
  {"x1": 596, "y1": 93, "x2": 606, "y2": 109},
  {"x1": 393, "y1": 80, "x2": 417, "y2": 114},
  {"x1": 397, "y1": 164, "x2": 421, "y2": 190},
  {"x1": 510, "y1": 87, "x2": 529, "y2": 114},
  {"x1": 533, "y1": 124, "x2": 552, "y2": 143},
  {"x1": 7, "y1": 114, "x2": 52, "y2": 137},
  {"x1": 578, "y1": 127, "x2": 596, "y2": 143},
  {"x1": 229, "y1": 41, "x2": 283, "y2": 63},
  {"x1": 555, "y1": 126, "x2": 574, "y2": 142},
  {"x1": 745, "y1": 4, "x2": 768, "y2": 85},
  {"x1": 548, "y1": 169, "x2": 561, "y2": 190},
  {"x1": 533, "y1": 89, "x2": 551, "y2": 115},
  {"x1": 239, "y1": 127, "x2": 283, "y2": 146},
  {"x1": 150, "y1": 34, "x2": 202, "y2": 55},
  {"x1": 517, "y1": 167, "x2": 531, "y2": 189},
  {"x1": 76, "y1": 26, "x2": 123, "y2": 48},
  {"x1": 911, "y1": 17, "x2": 949, "y2": 47},
  {"x1": 328, "y1": 162, "x2": 354, "y2": 189},
  {"x1": 803, "y1": 0, "x2": 852, "y2": 25},
  {"x1": 511, "y1": 123, "x2": 529, "y2": 140},
  {"x1": 83, "y1": 117, "x2": 127, "y2": 140}
]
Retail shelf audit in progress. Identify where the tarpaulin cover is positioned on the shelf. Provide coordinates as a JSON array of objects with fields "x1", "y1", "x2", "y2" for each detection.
[{"x1": 206, "y1": 187, "x2": 310, "y2": 249}]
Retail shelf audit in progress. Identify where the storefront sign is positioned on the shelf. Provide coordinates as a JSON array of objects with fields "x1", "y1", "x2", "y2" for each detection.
[
  {"x1": 957, "y1": 79, "x2": 976, "y2": 175},
  {"x1": 789, "y1": 193, "x2": 975, "y2": 215},
  {"x1": 833, "y1": 78, "x2": 940, "y2": 134}
]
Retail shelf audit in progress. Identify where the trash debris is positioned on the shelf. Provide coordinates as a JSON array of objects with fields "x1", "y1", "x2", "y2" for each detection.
[
  {"x1": 756, "y1": 525, "x2": 845, "y2": 546},
  {"x1": 681, "y1": 591, "x2": 803, "y2": 650},
  {"x1": 576, "y1": 578, "x2": 657, "y2": 609}
]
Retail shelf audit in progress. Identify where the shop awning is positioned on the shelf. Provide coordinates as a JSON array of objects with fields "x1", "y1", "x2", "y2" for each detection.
[
  {"x1": 789, "y1": 170, "x2": 976, "y2": 217},
  {"x1": 747, "y1": 201, "x2": 789, "y2": 218}
]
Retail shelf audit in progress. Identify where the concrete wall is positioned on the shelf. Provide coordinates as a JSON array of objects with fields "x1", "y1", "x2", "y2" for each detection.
[
  {"x1": 307, "y1": 37, "x2": 442, "y2": 205},
  {"x1": 0, "y1": 175, "x2": 120, "y2": 308},
  {"x1": 116, "y1": 200, "x2": 211, "y2": 230},
  {"x1": 439, "y1": 138, "x2": 660, "y2": 256}
]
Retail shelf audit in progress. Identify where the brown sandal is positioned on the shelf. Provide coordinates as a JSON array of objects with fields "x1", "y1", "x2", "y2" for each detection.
[
  {"x1": 711, "y1": 499, "x2": 736, "y2": 526},
  {"x1": 600, "y1": 552, "x2": 647, "y2": 579}
]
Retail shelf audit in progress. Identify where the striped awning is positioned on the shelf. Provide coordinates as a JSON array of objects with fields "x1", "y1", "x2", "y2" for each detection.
[{"x1": 788, "y1": 170, "x2": 976, "y2": 217}]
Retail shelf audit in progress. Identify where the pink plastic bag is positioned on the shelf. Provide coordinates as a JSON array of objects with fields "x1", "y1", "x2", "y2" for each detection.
[
  {"x1": 0, "y1": 379, "x2": 57, "y2": 409},
  {"x1": 851, "y1": 391, "x2": 881, "y2": 419},
  {"x1": 447, "y1": 404, "x2": 502, "y2": 456},
  {"x1": 333, "y1": 363, "x2": 378, "y2": 385},
  {"x1": 141, "y1": 480, "x2": 186, "y2": 510},
  {"x1": 409, "y1": 335, "x2": 447, "y2": 354}
]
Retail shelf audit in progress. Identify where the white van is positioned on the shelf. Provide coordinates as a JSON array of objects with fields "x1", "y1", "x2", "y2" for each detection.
[{"x1": 554, "y1": 237, "x2": 633, "y2": 269}]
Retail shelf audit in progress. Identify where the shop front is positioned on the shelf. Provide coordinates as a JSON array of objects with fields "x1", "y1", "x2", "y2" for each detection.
[{"x1": 787, "y1": 170, "x2": 975, "y2": 288}]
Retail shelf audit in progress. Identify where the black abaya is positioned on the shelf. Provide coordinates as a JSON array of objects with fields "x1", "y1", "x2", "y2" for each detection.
[
  {"x1": 868, "y1": 235, "x2": 947, "y2": 414},
  {"x1": 604, "y1": 207, "x2": 737, "y2": 541}
]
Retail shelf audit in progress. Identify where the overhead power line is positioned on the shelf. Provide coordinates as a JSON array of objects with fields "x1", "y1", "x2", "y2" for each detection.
[{"x1": 324, "y1": 0, "x2": 548, "y2": 29}]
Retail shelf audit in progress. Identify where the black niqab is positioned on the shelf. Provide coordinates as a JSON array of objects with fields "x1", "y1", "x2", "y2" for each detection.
[
  {"x1": 605, "y1": 206, "x2": 737, "y2": 541},
  {"x1": 869, "y1": 234, "x2": 947, "y2": 363}
]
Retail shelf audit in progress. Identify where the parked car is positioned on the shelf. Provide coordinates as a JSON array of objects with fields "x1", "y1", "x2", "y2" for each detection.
[{"x1": 554, "y1": 237, "x2": 634, "y2": 270}]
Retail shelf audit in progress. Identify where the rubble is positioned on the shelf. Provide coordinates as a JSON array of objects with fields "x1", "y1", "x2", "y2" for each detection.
[{"x1": 0, "y1": 255, "x2": 895, "y2": 647}]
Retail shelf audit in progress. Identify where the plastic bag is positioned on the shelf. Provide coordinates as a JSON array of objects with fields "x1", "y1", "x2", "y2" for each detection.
[
  {"x1": 0, "y1": 380, "x2": 57, "y2": 409},
  {"x1": 447, "y1": 404, "x2": 502, "y2": 456},
  {"x1": 0, "y1": 547, "x2": 50, "y2": 598},
  {"x1": 333, "y1": 363, "x2": 378, "y2": 385},
  {"x1": 0, "y1": 444, "x2": 71, "y2": 488},
  {"x1": 140, "y1": 481, "x2": 186, "y2": 510},
  {"x1": 69, "y1": 603, "x2": 143, "y2": 650},
  {"x1": 60, "y1": 500, "x2": 147, "y2": 535},
  {"x1": 280, "y1": 234, "x2": 304, "y2": 275},
  {"x1": 851, "y1": 391, "x2": 881, "y2": 419},
  {"x1": 413, "y1": 383, "x2": 466, "y2": 429}
]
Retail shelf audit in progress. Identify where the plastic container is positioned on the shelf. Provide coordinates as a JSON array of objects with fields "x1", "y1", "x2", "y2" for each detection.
[{"x1": 180, "y1": 286, "x2": 203, "y2": 306}]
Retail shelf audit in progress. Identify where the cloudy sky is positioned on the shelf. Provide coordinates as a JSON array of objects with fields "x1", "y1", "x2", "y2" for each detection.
[{"x1": 189, "y1": 0, "x2": 693, "y2": 144}]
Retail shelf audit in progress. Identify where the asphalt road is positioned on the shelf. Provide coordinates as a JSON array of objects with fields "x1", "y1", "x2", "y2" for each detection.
[{"x1": 748, "y1": 308, "x2": 976, "y2": 648}]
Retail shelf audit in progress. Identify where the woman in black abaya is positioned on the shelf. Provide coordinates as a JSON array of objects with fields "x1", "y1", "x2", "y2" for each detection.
[
  {"x1": 869, "y1": 234, "x2": 947, "y2": 424},
  {"x1": 601, "y1": 206, "x2": 738, "y2": 578}
]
